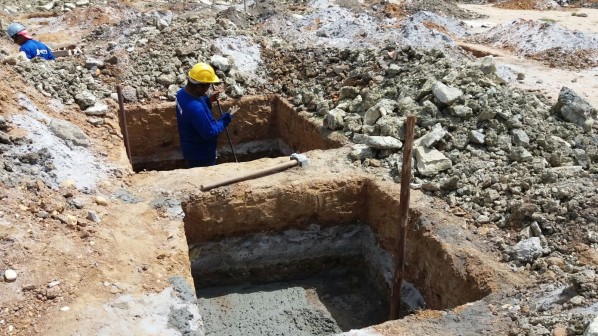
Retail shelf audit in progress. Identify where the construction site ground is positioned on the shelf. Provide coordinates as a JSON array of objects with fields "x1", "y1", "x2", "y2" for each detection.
[{"x1": 0, "y1": 0, "x2": 597, "y2": 335}]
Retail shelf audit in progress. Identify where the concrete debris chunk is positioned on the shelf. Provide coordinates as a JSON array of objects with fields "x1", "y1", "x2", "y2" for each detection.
[
  {"x1": 416, "y1": 123, "x2": 447, "y2": 148},
  {"x1": 324, "y1": 108, "x2": 346, "y2": 130},
  {"x1": 415, "y1": 147, "x2": 452, "y2": 176},
  {"x1": 85, "y1": 57, "x2": 104, "y2": 70},
  {"x1": 511, "y1": 129, "x2": 529, "y2": 147},
  {"x1": 363, "y1": 136, "x2": 402, "y2": 150},
  {"x1": 211, "y1": 55, "x2": 231, "y2": 72},
  {"x1": 583, "y1": 315, "x2": 598, "y2": 336},
  {"x1": 49, "y1": 119, "x2": 90, "y2": 147},
  {"x1": 75, "y1": 91, "x2": 97, "y2": 109},
  {"x1": 364, "y1": 99, "x2": 396, "y2": 126},
  {"x1": 469, "y1": 130, "x2": 485, "y2": 145},
  {"x1": 432, "y1": 81, "x2": 463, "y2": 105},
  {"x1": 552, "y1": 86, "x2": 596, "y2": 132},
  {"x1": 513, "y1": 237, "x2": 543, "y2": 262},
  {"x1": 85, "y1": 103, "x2": 108, "y2": 117},
  {"x1": 479, "y1": 56, "x2": 496, "y2": 75},
  {"x1": 349, "y1": 144, "x2": 375, "y2": 161}
]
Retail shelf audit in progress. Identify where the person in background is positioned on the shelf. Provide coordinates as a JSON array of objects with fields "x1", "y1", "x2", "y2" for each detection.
[
  {"x1": 175, "y1": 62, "x2": 238, "y2": 168},
  {"x1": 6, "y1": 22, "x2": 55, "y2": 60}
]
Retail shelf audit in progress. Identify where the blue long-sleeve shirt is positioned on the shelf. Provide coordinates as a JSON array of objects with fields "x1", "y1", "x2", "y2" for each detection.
[
  {"x1": 175, "y1": 88, "x2": 230, "y2": 163},
  {"x1": 20, "y1": 39, "x2": 55, "y2": 60}
]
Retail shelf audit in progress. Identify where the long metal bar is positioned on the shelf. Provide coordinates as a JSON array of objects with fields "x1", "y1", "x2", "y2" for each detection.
[
  {"x1": 211, "y1": 85, "x2": 238, "y2": 163},
  {"x1": 116, "y1": 85, "x2": 132, "y2": 162},
  {"x1": 389, "y1": 115, "x2": 416, "y2": 320},
  {"x1": 201, "y1": 160, "x2": 298, "y2": 191}
]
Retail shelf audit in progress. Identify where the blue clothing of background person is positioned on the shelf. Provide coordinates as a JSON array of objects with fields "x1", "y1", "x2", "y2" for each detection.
[
  {"x1": 20, "y1": 39, "x2": 55, "y2": 60},
  {"x1": 6, "y1": 23, "x2": 55, "y2": 61},
  {"x1": 175, "y1": 88, "x2": 231, "y2": 167}
]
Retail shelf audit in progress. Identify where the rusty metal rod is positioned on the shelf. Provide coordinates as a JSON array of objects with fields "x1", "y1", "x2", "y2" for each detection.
[
  {"x1": 389, "y1": 115, "x2": 416, "y2": 320},
  {"x1": 212, "y1": 85, "x2": 238, "y2": 163},
  {"x1": 201, "y1": 160, "x2": 298, "y2": 191},
  {"x1": 116, "y1": 85, "x2": 132, "y2": 162}
]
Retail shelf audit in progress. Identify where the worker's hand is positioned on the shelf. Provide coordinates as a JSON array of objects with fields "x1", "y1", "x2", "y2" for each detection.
[
  {"x1": 209, "y1": 88, "x2": 223, "y2": 102},
  {"x1": 229, "y1": 106, "x2": 240, "y2": 116},
  {"x1": 221, "y1": 112, "x2": 232, "y2": 126}
]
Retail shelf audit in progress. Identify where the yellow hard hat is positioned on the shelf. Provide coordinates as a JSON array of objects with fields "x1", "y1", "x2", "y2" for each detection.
[{"x1": 188, "y1": 63, "x2": 220, "y2": 84}]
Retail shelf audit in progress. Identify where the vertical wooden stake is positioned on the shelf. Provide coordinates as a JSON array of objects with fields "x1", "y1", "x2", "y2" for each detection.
[
  {"x1": 389, "y1": 115, "x2": 416, "y2": 320},
  {"x1": 116, "y1": 85, "x2": 132, "y2": 162}
]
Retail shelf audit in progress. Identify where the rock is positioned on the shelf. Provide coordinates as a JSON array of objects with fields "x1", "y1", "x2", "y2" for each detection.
[
  {"x1": 432, "y1": 81, "x2": 463, "y2": 105},
  {"x1": 157, "y1": 73, "x2": 177, "y2": 86},
  {"x1": 95, "y1": 196, "x2": 109, "y2": 206},
  {"x1": 87, "y1": 210, "x2": 101, "y2": 223},
  {"x1": 469, "y1": 130, "x2": 486, "y2": 145},
  {"x1": 85, "y1": 57, "x2": 104, "y2": 70},
  {"x1": 552, "y1": 326, "x2": 567, "y2": 336},
  {"x1": 349, "y1": 144, "x2": 375, "y2": 161},
  {"x1": 511, "y1": 129, "x2": 530, "y2": 147},
  {"x1": 0, "y1": 116, "x2": 7, "y2": 131},
  {"x1": 60, "y1": 306, "x2": 70, "y2": 312},
  {"x1": 324, "y1": 108, "x2": 346, "y2": 130},
  {"x1": 386, "y1": 64, "x2": 402, "y2": 77},
  {"x1": 228, "y1": 84, "x2": 245, "y2": 98},
  {"x1": 588, "y1": 231, "x2": 598, "y2": 244},
  {"x1": 87, "y1": 117, "x2": 104, "y2": 126},
  {"x1": 546, "y1": 257, "x2": 565, "y2": 267},
  {"x1": 449, "y1": 105, "x2": 473, "y2": 118},
  {"x1": 584, "y1": 315, "x2": 598, "y2": 336},
  {"x1": 363, "y1": 136, "x2": 402, "y2": 150},
  {"x1": 415, "y1": 123, "x2": 447, "y2": 148},
  {"x1": 479, "y1": 56, "x2": 496, "y2": 75},
  {"x1": 513, "y1": 237, "x2": 543, "y2": 262},
  {"x1": 75, "y1": 91, "x2": 97, "y2": 109},
  {"x1": 415, "y1": 147, "x2": 452, "y2": 176},
  {"x1": 210, "y1": 55, "x2": 230, "y2": 72},
  {"x1": 37, "y1": 1, "x2": 55, "y2": 11},
  {"x1": 552, "y1": 87, "x2": 596, "y2": 132},
  {"x1": 364, "y1": 99, "x2": 396, "y2": 126},
  {"x1": 510, "y1": 146, "x2": 532, "y2": 162},
  {"x1": 84, "y1": 103, "x2": 108, "y2": 116},
  {"x1": 49, "y1": 119, "x2": 89, "y2": 147},
  {"x1": 4, "y1": 269, "x2": 17, "y2": 282},
  {"x1": 340, "y1": 86, "x2": 359, "y2": 100},
  {"x1": 0, "y1": 131, "x2": 11, "y2": 144},
  {"x1": 75, "y1": 0, "x2": 90, "y2": 6}
]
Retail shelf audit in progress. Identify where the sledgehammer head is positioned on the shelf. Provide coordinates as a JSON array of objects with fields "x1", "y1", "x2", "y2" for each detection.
[{"x1": 290, "y1": 153, "x2": 309, "y2": 167}]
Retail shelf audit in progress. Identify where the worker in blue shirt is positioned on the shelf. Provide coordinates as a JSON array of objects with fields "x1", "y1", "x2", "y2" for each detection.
[
  {"x1": 176, "y1": 63, "x2": 238, "y2": 168},
  {"x1": 6, "y1": 23, "x2": 55, "y2": 61}
]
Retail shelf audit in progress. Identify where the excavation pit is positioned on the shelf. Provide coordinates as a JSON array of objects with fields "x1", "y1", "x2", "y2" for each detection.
[
  {"x1": 183, "y1": 177, "x2": 496, "y2": 335},
  {"x1": 124, "y1": 95, "x2": 344, "y2": 172}
]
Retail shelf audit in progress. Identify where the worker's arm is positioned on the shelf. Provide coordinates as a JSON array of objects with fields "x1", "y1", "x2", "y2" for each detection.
[{"x1": 189, "y1": 97, "x2": 231, "y2": 140}]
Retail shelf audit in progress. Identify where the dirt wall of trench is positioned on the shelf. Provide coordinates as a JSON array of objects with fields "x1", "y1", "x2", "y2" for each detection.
[{"x1": 183, "y1": 177, "x2": 501, "y2": 311}]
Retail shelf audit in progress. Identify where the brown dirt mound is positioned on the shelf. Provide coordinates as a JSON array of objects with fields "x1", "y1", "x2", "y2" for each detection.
[
  {"x1": 494, "y1": 0, "x2": 560, "y2": 10},
  {"x1": 527, "y1": 47, "x2": 598, "y2": 69}
]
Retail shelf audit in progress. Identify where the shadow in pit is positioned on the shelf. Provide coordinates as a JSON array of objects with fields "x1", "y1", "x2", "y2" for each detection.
[{"x1": 122, "y1": 95, "x2": 344, "y2": 172}]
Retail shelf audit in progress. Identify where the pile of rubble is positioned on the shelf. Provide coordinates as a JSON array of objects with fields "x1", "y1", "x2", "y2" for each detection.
[
  {"x1": 1, "y1": 0, "x2": 101, "y2": 14},
  {"x1": 263, "y1": 44, "x2": 598, "y2": 334}
]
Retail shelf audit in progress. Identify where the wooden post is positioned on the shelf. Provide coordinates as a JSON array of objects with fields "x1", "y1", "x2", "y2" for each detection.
[
  {"x1": 389, "y1": 115, "x2": 416, "y2": 320},
  {"x1": 116, "y1": 85, "x2": 132, "y2": 162}
]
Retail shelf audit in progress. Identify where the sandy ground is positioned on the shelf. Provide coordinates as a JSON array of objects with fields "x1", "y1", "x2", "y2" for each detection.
[{"x1": 460, "y1": 4, "x2": 598, "y2": 108}]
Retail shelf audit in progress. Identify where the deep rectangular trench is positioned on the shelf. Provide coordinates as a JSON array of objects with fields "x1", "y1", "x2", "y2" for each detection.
[
  {"x1": 124, "y1": 95, "x2": 343, "y2": 172},
  {"x1": 182, "y1": 178, "x2": 494, "y2": 335}
]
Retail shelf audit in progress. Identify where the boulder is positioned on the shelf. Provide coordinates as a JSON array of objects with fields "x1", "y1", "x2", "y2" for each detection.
[
  {"x1": 432, "y1": 81, "x2": 463, "y2": 105},
  {"x1": 552, "y1": 87, "x2": 596, "y2": 132},
  {"x1": 49, "y1": 119, "x2": 89, "y2": 147},
  {"x1": 415, "y1": 147, "x2": 452, "y2": 176}
]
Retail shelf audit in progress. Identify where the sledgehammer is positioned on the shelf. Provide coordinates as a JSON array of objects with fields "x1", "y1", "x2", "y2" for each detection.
[{"x1": 200, "y1": 153, "x2": 309, "y2": 191}]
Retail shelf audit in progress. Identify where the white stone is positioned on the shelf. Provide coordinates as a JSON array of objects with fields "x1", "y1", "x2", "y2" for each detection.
[
  {"x1": 85, "y1": 103, "x2": 108, "y2": 116},
  {"x1": 415, "y1": 123, "x2": 447, "y2": 148},
  {"x1": 583, "y1": 315, "x2": 598, "y2": 336},
  {"x1": 95, "y1": 196, "x2": 109, "y2": 206},
  {"x1": 469, "y1": 130, "x2": 485, "y2": 145},
  {"x1": 349, "y1": 144, "x2": 375, "y2": 161},
  {"x1": 60, "y1": 306, "x2": 70, "y2": 312},
  {"x1": 210, "y1": 55, "x2": 231, "y2": 72},
  {"x1": 415, "y1": 147, "x2": 452, "y2": 176},
  {"x1": 364, "y1": 99, "x2": 396, "y2": 126},
  {"x1": 48, "y1": 280, "x2": 61, "y2": 288},
  {"x1": 4, "y1": 269, "x2": 17, "y2": 282},
  {"x1": 432, "y1": 81, "x2": 463, "y2": 105},
  {"x1": 511, "y1": 129, "x2": 529, "y2": 147},
  {"x1": 325, "y1": 108, "x2": 346, "y2": 131},
  {"x1": 513, "y1": 237, "x2": 543, "y2": 262},
  {"x1": 75, "y1": 0, "x2": 89, "y2": 6},
  {"x1": 364, "y1": 136, "x2": 402, "y2": 150}
]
